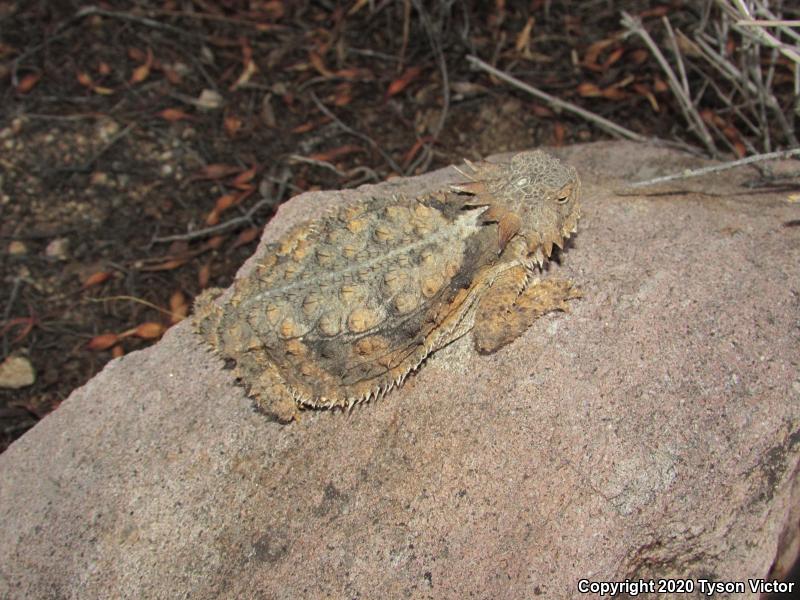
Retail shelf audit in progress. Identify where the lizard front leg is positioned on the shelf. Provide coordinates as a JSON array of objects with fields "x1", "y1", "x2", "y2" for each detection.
[{"x1": 473, "y1": 265, "x2": 580, "y2": 354}]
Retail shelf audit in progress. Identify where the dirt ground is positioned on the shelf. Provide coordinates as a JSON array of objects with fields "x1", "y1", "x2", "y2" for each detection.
[{"x1": 0, "y1": 1, "x2": 796, "y2": 451}]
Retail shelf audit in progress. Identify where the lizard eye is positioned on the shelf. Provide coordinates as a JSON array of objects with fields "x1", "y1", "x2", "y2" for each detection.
[
  {"x1": 515, "y1": 177, "x2": 529, "y2": 187},
  {"x1": 555, "y1": 182, "x2": 574, "y2": 204}
]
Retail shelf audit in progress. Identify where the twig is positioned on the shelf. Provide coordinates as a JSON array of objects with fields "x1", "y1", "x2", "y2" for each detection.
[
  {"x1": 153, "y1": 170, "x2": 290, "y2": 243},
  {"x1": 74, "y1": 6, "x2": 198, "y2": 38},
  {"x1": 85, "y1": 295, "x2": 178, "y2": 319},
  {"x1": 407, "y1": 0, "x2": 451, "y2": 173},
  {"x1": 628, "y1": 148, "x2": 800, "y2": 188},
  {"x1": 309, "y1": 92, "x2": 403, "y2": 174},
  {"x1": 621, "y1": 11, "x2": 718, "y2": 157},
  {"x1": 465, "y1": 55, "x2": 649, "y2": 143}
]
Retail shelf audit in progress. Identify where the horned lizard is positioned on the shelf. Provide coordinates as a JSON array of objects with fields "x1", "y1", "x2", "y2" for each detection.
[{"x1": 194, "y1": 150, "x2": 581, "y2": 422}]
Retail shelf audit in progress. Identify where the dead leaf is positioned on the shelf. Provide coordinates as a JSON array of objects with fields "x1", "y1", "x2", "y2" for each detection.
[
  {"x1": 583, "y1": 38, "x2": 616, "y2": 71},
  {"x1": 333, "y1": 83, "x2": 352, "y2": 106},
  {"x1": 206, "y1": 209, "x2": 220, "y2": 226},
  {"x1": 515, "y1": 17, "x2": 535, "y2": 55},
  {"x1": 82, "y1": 271, "x2": 112, "y2": 288},
  {"x1": 88, "y1": 333, "x2": 119, "y2": 351},
  {"x1": 214, "y1": 193, "x2": 237, "y2": 213},
  {"x1": 196, "y1": 89, "x2": 223, "y2": 110},
  {"x1": 208, "y1": 236, "x2": 225, "y2": 250},
  {"x1": 231, "y1": 55, "x2": 257, "y2": 90},
  {"x1": 111, "y1": 346, "x2": 125, "y2": 358},
  {"x1": 633, "y1": 83, "x2": 659, "y2": 112},
  {"x1": 577, "y1": 82, "x2": 602, "y2": 97},
  {"x1": 198, "y1": 263, "x2": 211, "y2": 288},
  {"x1": 224, "y1": 113, "x2": 242, "y2": 137},
  {"x1": 602, "y1": 47, "x2": 624, "y2": 70},
  {"x1": 130, "y1": 47, "x2": 153, "y2": 84},
  {"x1": 309, "y1": 50, "x2": 334, "y2": 78},
  {"x1": 98, "y1": 61, "x2": 111, "y2": 76},
  {"x1": 552, "y1": 122, "x2": 566, "y2": 146},
  {"x1": 170, "y1": 290, "x2": 187, "y2": 312},
  {"x1": 128, "y1": 47, "x2": 146, "y2": 62},
  {"x1": 232, "y1": 166, "x2": 257, "y2": 187},
  {"x1": 386, "y1": 66, "x2": 422, "y2": 98},
  {"x1": 231, "y1": 227, "x2": 260, "y2": 249},
  {"x1": 76, "y1": 71, "x2": 94, "y2": 88},
  {"x1": 308, "y1": 145, "x2": 363, "y2": 162},
  {"x1": 193, "y1": 164, "x2": 241, "y2": 180},
  {"x1": 158, "y1": 108, "x2": 192, "y2": 122},
  {"x1": 530, "y1": 103, "x2": 554, "y2": 118},
  {"x1": 134, "y1": 322, "x2": 164, "y2": 339},
  {"x1": 140, "y1": 258, "x2": 188, "y2": 272},
  {"x1": 163, "y1": 66, "x2": 182, "y2": 85},
  {"x1": 630, "y1": 49, "x2": 649, "y2": 65},
  {"x1": 402, "y1": 137, "x2": 432, "y2": 168},
  {"x1": 291, "y1": 121, "x2": 316, "y2": 133},
  {"x1": 16, "y1": 73, "x2": 40, "y2": 94}
]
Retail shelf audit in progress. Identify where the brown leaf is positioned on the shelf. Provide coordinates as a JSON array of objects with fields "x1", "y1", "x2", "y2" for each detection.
[
  {"x1": 111, "y1": 345, "x2": 125, "y2": 358},
  {"x1": 308, "y1": 144, "x2": 363, "y2": 162},
  {"x1": 386, "y1": 66, "x2": 422, "y2": 98},
  {"x1": 88, "y1": 333, "x2": 119, "y2": 351},
  {"x1": 530, "y1": 103, "x2": 554, "y2": 118},
  {"x1": 141, "y1": 258, "x2": 188, "y2": 272},
  {"x1": 552, "y1": 122, "x2": 566, "y2": 146},
  {"x1": 602, "y1": 47, "x2": 624, "y2": 70},
  {"x1": 130, "y1": 47, "x2": 153, "y2": 84},
  {"x1": 232, "y1": 166, "x2": 257, "y2": 187},
  {"x1": 163, "y1": 66, "x2": 182, "y2": 85},
  {"x1": 333, "y1": 83, "x2": 352, "y2": 107},
  {"x1": 402, "y1": 137, "x2": 432, "y2": 168},
  {"x1": 169, "y1": 291, "x2": 188, "y2": 323},
  {"x1": 630, "y1": 49, "x2": 649, "y2": 66},
  {"x1": 224, "y1": 113, "x2": 242, "y2": 137},
  {"x1": 577, "y1": 82, "x2": 602, "y2": 97},
  {"x1": 134, "y1": 322, "x2": 165, "y2": 339},
  {"x1": 335, "y1": 67, "x2": 374, "y2": 81},
  {"x1": 291, "y1": 121, "x2": 315, "y2": 134},
  {"x1": 633, "y1": 83, "x2": 659, "y2": 112},
  {"x1": 206, "y1": 209, "x2": 220, "y2": 226},
  {"x1": 16, "y1": 73, "x2": 41, "y2": 94},
  {"x1": 214, "y1": 193, "x2": 237, "y2": 213},
  {"x1": 82, "y1": 271, "x2": 112, "y2": 289},
  {"x1": 198, "y1": 263, "x2": 212, "y2": 288},
  {"x1": 193, "y1": 164, "x2": 241, "y2": 180},
  {"x1": 208, "y1": 236, "x2": 225, "y2": 250},
  {"x1": 128, "y1": 47, "x2": 146, "y2": 62},
  {"x1": 231, "y1": 227, "x2": 260, "y2": 249},
  {"x1": 76, "y1": 71, "x2": 94, "y2": 88},
  {"x1": 169, "y1": 290, "x2": 186, "y2": 312},
  {"x1": 583, "y1": 38, "x2": 616, "y2": 71},
  {"x1": 98, "y1": 61, "x2": 111, "y2": 76},
  {"x1": 515, "y1": 17, "x2": 535, "y2": 54},
  {"x1": 309, "y1": 50, "x2": 334, "y2": 78},
  {"x1": 158, "y1": 108, "x2": 192, "y2": 122}
]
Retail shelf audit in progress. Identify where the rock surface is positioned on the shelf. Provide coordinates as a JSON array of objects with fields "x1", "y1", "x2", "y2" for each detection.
[{"x1": 0, "y1": 141, "x2": 798, "y2": 599}]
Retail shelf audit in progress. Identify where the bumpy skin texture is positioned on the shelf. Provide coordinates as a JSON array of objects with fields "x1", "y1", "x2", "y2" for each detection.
[{"x1": 194, "y1": 151, "x2": 581, "y2": 422}]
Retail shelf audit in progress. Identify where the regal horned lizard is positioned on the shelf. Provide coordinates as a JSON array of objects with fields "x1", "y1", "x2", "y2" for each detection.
[{"x1": 194, "y1": 150, "x2": 581, "y2": 422}]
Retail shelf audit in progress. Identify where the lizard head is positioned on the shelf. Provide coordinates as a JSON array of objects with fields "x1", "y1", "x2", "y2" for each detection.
[{"x1": 452, "y1": 150, "x2": 581, "y2": 266}]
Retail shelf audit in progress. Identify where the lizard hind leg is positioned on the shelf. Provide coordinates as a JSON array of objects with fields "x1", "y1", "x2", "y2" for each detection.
[{"x1": 473, "y1": 265, "x2": 581, "y2": 354}]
